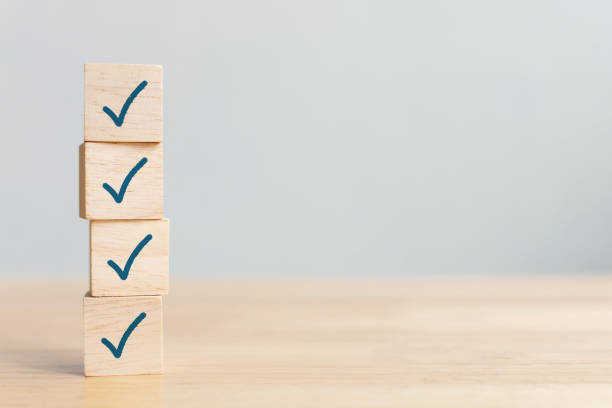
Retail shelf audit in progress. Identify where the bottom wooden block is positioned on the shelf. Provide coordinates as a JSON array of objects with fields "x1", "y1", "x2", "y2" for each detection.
[{"x1": 83, "y1": 294, "x2": 163, "y2": 376}]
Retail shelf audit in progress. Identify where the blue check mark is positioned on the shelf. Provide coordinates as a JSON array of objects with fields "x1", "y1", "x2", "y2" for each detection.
[
  {"x1": 101, "y1": 312, "x2": 147, "y2": 359},
  {"x1": 102, "y1": 80, "x2": 148, "y2": 127},
  {"x1": 102, "y1": 157, "x2": 148, "y2": 203},
  {"x1": 107, "y1": 234, "x2": 153, "y2": 280}
]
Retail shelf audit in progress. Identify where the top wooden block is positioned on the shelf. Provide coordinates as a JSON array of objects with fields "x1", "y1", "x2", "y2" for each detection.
[{"x1": 85, "y1": 64, "x2": 163, "y2": 142}]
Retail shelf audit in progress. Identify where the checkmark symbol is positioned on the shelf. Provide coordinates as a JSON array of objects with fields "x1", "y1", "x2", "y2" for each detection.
[
  {"x1": 107, "y1": 234, "x2": 153, "y2": 280},
  {"x1": 101, "y1": 312, "x2": 147, "y2": 359},
  {"x1": 102, "y1": 157, "x2": 148, "y2": 203},
  {"x1": 102, "y1": 80, "x2": 148, "y2": 127}
]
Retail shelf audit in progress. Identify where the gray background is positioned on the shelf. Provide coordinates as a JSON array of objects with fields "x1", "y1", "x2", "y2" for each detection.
[{"x1": 2, "y1": 1, "x2": 612, "y2": 276}]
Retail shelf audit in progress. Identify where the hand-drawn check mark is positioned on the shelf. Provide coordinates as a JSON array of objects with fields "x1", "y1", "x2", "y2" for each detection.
[
  {"x1": 102, "y1": 157, "x2": 148, "y2": 203},
  {"x1": 102, "y1": 80, "x2": 148, "y2": 127},
  {"x1": 101, "y1": 312, "x2": 147, "y2": 359},
  {"x1": 107, "y1": 234, "x2": 153, "y2": 280}
]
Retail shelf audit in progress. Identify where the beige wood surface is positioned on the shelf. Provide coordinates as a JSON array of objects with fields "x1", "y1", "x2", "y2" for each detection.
[
  {"x1": 79, "y1": 142, "x2": 164, "y2": 220},
  {"x1": 90, "y1": 219, "x2": 169, "y2": 296},
  {"x1": 2, "y1": 276, "x2": 612, "y2": 407},
  {"x1": 83, "y1": 295, "x2": 163, "y2": 376},
  {"x1": 84, "y1": 63, "x2": 163, "y2": 142}
]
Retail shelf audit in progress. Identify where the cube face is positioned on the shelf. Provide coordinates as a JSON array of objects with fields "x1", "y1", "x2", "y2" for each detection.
[
  {"x1": 83, "y1": 295, "x2": 163, "y2": 376},
  {"x1": 90, "y1": 219, "x2": 169, "y2": 296},
  {"x1": 79, "y1": 142, "x2": 163, "y2": 220},
  {"x1": 85, "y1": 64, "x2": 163, "y2": 142}
]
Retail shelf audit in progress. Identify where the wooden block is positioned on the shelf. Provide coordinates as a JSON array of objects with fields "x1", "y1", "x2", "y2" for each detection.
[
  {"x1": 84, "y1": 63, "x2": 163, "y2": 142},
  {"x1": 83, "y1": 294, "x2": 163, "y2": 376},
  {"x1": 79, "y1": 142, "x2": 163, "y2": 220},
  {"x1": 90, "y1": 219, "x2": 169, "y2": 296}
]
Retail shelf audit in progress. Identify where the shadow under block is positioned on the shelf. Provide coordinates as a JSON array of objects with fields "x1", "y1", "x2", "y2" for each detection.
[
  {"x1": 84, "y1": 294, "x2": 163, "y2": 376},
  {"x1": 90, "y1": 219, "x2": 169, "y2": 296},
  {"x1": 84, "y1": 63, "x2": 163, "y2": 142},
  {"x1": 79, "y1": 142, "x2": 163, "y2": 220}
]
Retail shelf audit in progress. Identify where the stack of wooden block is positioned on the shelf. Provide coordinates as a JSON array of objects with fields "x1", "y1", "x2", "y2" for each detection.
[{"x1": 79, "y1": 64, "x2": 168, "y2": 376}]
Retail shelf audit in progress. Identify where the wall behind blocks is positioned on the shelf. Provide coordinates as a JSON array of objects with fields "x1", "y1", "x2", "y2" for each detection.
[{"x1": 2, "y1": 1, "x2": 612, "y2": 276}]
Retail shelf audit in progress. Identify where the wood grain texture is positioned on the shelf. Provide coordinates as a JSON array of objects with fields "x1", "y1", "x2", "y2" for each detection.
[
  {"x1": 83, "y1": 294, "x2": 163, "y2": 376},
  {"x1": 90, "y1": 219, "x2": 169, "y2": 296},
  {"x1": 84, "y1": 63, "x2": 162, "y2": 142},
  {"x1": 3, "y1": 277, "x2": 612, "y2": 406},
  {"x1": 79, "y1": 142, "x2": 163, "y2": 220}
]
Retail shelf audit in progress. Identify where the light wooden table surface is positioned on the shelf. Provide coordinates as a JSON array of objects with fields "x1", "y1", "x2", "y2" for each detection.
[{"x1": 2, "y1": 276, "x2": 612, "y2": 407}]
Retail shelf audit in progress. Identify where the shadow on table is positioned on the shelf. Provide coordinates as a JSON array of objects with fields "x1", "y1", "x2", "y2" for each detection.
[
  {"x1": 2, "y1": 346, "x2": 164, "y2": 407},
  {"x1": 2, "y1": 347, "x2": 82, "y2": 376}
]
